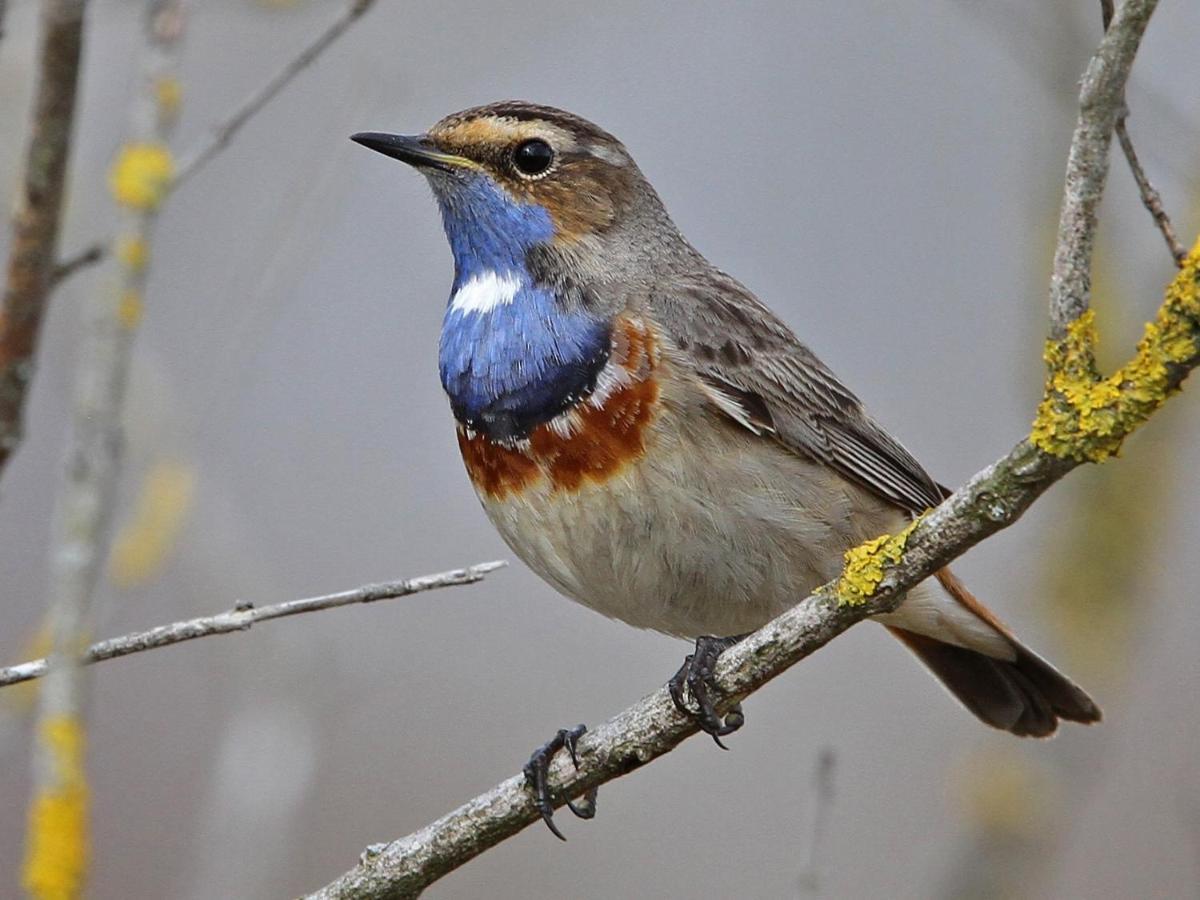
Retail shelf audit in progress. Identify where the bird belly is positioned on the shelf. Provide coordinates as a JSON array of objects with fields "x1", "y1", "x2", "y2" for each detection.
[{"x1": 456, "y1": 337, "x2": 903, "y2": 638}]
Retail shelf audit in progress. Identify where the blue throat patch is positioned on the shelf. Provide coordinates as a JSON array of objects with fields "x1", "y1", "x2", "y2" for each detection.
[{"x1": 434, "y1": 175, "x2": 610, "y2": 440}]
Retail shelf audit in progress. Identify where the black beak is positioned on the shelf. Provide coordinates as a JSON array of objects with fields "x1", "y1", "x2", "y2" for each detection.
[{"x1": 349, "y1": 132, "x2": 466, "y2": 173}]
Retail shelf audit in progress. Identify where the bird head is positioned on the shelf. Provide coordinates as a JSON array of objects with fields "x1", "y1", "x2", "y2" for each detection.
[{"x1": 352, "y1": 101, "x2": 689, "y2": 283}]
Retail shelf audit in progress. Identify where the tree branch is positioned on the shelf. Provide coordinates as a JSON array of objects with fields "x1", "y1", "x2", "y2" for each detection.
[
  {"x1": 49, "y1": 243, "x2": 105, "y2": 286},
  {"x1": 23, "y1": 4, "x2": 186, "y2": 895},
  {"x1": 304, "y1": 2, "x2": 1180, "y2": 897},
  {"x1": 44, "y1": 0, "x2": 382, "y2": 291},
  {"x1": 0, "y1": 0, "x2": 88, "y2": 480},
  {"x1": 1050, "y1": 0, "x2": 1158, "y2": 338},
  {"x1": 1114, "y1": 120, "x2": 1186, "y2": 266},
  {"x1": 172, "y1": 0, "x2": 379, "y2": 189},
  {"x1": 0, "y1": 562, "x2": 505, "y2": 689},
  {"x1": 1100, "y1": 0, "x2": 1187, "y2": 267}
]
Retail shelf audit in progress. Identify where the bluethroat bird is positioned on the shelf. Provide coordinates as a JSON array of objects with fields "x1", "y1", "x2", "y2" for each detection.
[{"x1": 351, "y1": 101, "x2": 1100, "y2": 838}]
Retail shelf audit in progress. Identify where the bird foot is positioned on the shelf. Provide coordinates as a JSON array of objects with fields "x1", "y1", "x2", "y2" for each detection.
[
  {"x1": 668, "y1": 634, "x2": 746, "y2": 748},
  {"x1": 523, "y1": 724, "x2": 598, "y2": 840}
]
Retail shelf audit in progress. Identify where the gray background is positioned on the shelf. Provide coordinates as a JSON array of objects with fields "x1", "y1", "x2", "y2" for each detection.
[{"x1": 1, "y1": 1, "x2": 1198, "y2": 897}]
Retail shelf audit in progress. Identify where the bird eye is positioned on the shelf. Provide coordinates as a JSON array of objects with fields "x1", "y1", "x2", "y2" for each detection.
[{"x1": 512, "y1": 139, "x2": 554, "y2": 177}]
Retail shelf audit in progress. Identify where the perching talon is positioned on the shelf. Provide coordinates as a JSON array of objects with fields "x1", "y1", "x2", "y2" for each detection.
[
  {"x1": 668, "y1": 634, "x2": 746, "y2": 748},
  {"x1": 522, "y1": 724, "x2": 596, "y2": 839}
]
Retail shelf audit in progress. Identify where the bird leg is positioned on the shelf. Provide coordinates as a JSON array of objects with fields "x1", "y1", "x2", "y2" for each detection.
[
  {"x1": 668, "y1": 634, "x2": 747, "y2": 748},
  {"x1": 522, "y1": 723, "x2": 598, "y2": 840}
]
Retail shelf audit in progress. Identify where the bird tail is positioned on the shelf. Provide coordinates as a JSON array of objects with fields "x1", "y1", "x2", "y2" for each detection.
[{"x1": 884, "y1": 569, "x2": 1102, "y2": 738}]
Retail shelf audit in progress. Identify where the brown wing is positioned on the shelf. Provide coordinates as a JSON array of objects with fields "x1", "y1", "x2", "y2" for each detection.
[{"x1": 649, "y1": 268, "x2": 948, "y2": 514}]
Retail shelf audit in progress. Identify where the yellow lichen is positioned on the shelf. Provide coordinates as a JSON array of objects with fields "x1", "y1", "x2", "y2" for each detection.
[
  {"x1": 109, "y1": 142, "x2": 174, "y2": 210},
  {"x1": 1032, "y1": 240, "x2": 1200, "y2": 461},
  {"x1": 836, "y1": 519, "x2": 921, "y2": 606},
  {"x1": 116, "y1": 290, "x2": 143, "y2": 330},
  {"x1": 115, "y1": 236, "x2": 149, "y2": 272},
  {"x1": 109, "y1": 460, "x2": 196, "y2": 588},
  {"x1": 154, "y1": 76, "x2": 183, "y2": 123},
  {"x1": 23, "y1": 714, "x2": 89, "y2": 900}
]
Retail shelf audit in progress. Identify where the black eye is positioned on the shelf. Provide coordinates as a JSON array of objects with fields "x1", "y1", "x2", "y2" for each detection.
[{"x1": 512, "y1": 139, "x2": 554, "y2": 176}]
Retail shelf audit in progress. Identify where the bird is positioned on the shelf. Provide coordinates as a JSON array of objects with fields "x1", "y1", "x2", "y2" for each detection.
[{"x1": 350, "y1": 101, "x2": 1101, "y2": 838}]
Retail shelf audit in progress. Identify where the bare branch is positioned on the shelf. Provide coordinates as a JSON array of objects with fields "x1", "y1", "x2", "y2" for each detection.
[
  {"x1": 1098, "y1": 0, "x2": 1186, "y2": 267},
  {"x1": 1049, "y1": 0, "x2": 1158, "y2": 338},
  {"x1": 50, "y1": 243, "x2": 106, "y2": 286},
  {"x1": 45, "y1": 0, "x2": 380, "y2": 295},
  {"x1": 1114, "y1": 121, "x2": 1186, "y2": 266},
  {"x1": 304, "y1": 5, "x2": 1181, "y2": 897},
  {"x1": 0, "y1": 0, "x2": 88, "y2": 480},
  {"x1": 0, "y1": 562, "x2": 506, "y2": 689},
  {"x1": 172, "y1": 0, "x2": 379, "y2": 189}
]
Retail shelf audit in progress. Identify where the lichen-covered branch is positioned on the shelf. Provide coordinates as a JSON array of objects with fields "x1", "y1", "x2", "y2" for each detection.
[
  {"x1": 0, "y1": 562, "x2": 505, "y2": 690},
  {"x1": 306, "y1": 244, "x2": 1197, "y2": 900},
  {"x1": 0, "y1": 0, "x2": 88, "y2": 481},
  {"x1": 305, "y1": 4, "x2": 1184, "y2": 897},
  {"x1": 23, "y1": 5, "x2": 186, "y2": 896}
]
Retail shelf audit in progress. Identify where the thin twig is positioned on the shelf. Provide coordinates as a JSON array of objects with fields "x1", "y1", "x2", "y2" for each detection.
[
  {"x1": 172, "y1": 0, "x2": 379, "y2": 189},
  {"x1": 1115, "y1": 121, "x2": 1186, "y2": 266},
  {"x1": 50, "y1": 243, "x2": 106, "y2": 286},
  {"x1": 304, "y1": 4, "x2": 1170, "y2": 897},
  {"x1": 44, "y1": 0, "x2": 382, "y2": 291},
  {"x1": 0, "y1": 0, "x2": 88, "y2": 479},
  {"x1": 1099, "y1": 0, "x2": 1186, "y2": 267},
  {"x1": 0, "y1": 562, "x2": 506, "y2": 689}
]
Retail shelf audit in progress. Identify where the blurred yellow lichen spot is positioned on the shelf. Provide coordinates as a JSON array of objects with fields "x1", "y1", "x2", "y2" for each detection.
[
  {"x1": 950, "y1": 747, "x2": 1058, "y2": 837},
  {"x1": 109, "y1": 460, "x2": 196, "y2": 588},
  {"x1": 109, "y1": 142, "x2": 174, "y2": 210},
  {"x1": 115, "y1": 236, "x2": 149, "y2": 273},
  {"x1": 23, "y1": 715, "x2": 90, "y2": 900},
  {"x1": 116, "y1": 290, "x2": 143, "y2": 330},
  {"x1": 154, "y1": 76, "x2": 183, "y2": 123}
]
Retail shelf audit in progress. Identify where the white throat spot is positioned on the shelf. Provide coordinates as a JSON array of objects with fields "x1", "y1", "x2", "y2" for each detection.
[{"x1": 450, "y1": 271, "x2": 522, "y2": 315}]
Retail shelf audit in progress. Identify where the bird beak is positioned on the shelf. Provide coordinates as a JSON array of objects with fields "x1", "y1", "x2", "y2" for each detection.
[{"x1": 349, "y1": 132, "x2": 473, "y2": 173}]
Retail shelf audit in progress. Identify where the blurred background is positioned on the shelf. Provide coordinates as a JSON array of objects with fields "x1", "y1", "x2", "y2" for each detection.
[{"x1": 1, "y1": 1, "x2": 1198, "y2": 897}]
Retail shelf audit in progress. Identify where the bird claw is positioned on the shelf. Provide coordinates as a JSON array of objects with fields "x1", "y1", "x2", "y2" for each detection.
[
  {"x1": 523, "y1": 724, "x2": 598, "y2": 840},
  {"x1": 668, "y1": 635, "x2": 746, "y2": 747}
]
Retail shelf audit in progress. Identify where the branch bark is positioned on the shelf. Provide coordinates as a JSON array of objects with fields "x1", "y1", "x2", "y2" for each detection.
[
  {"x1": 0, "y1": 562, "x2": 505, "y2": 689},
  {"x1": 1049, "y1": 0, "x2": 1157, "y2": 338},
  {"x1": 0, "y1": 0, "x2": 87, "y2": 480},
  {"x1": 305, "y1": 2, "x2": 1179, "y2": 897}
]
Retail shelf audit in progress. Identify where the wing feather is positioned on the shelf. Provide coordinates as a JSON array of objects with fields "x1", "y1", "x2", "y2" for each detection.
[{"x1": 650, "y1": 270, "x2": 948, "y2": 514}]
